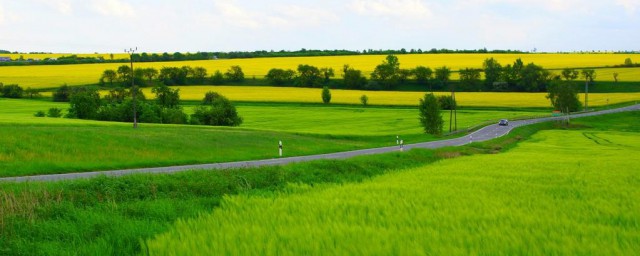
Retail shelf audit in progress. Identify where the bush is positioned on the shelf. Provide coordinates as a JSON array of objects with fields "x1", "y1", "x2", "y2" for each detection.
[
  {"x1": 1, "y1": 84, "x2": 23, "y2": 98},
  {"x1": 191, "y1": 91, "x2": 242, "y2": 126},
  {"x1": 437, "y1": 95, "x2": 457, "y2": 110},
  {"x1": 210, "y1": 70, "x2": 225, "y2": 85},
  {"x1": 67, "y1": 87, "x2": 101, "y2": 119},
  {"x1": 419, "y1": 93, "x2": 443, "y2": 135},
  {"x1": 322, "y1": 86, "x2": 331, "y2": 104},
  {"x1": 34, "y1": 110, "x2": 45, "y2": 117},
  {"x1": 224, "y1": 66, "x2": 244, "y2": 82},
  {"x1": 47, "y1": 108, "x2": 62, "y2": 118},
  {"x1": 53, "y1": 85, "x2": 71, "y2": 102},
  {"x1": 266, "y1": 68, "x2": 296, "y2": 85},
  {"x1": 161, "y1": 108, "x2": 188, "y2": 124},
  {"x1": 360, "y1": 95, "x2": 368, "y2": 106}
]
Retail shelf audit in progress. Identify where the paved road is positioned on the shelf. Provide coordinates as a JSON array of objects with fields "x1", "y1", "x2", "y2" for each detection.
[{"x1": 2, "y1": 104, "x2": 639, "y2": 183}]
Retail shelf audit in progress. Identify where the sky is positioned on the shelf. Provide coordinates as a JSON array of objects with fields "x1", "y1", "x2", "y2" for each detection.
[{"x1": 0, "y1": 0, "x2": 639, "y2": 53}]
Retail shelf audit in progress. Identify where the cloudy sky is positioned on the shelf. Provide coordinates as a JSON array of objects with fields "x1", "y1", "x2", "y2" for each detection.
[{"x1": 1, "y1": 0, "x2": 639, "y2": 53}]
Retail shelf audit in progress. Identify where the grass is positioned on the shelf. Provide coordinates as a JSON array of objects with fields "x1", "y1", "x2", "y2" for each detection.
[
  {"x1": 153, "y1": 86, "x2": 640, "y2": 107},
  {"x1": 144, "y1": 112, "x2": 640, "y2": 255},
  {"x1": 0, "y1": 114, "x2": 549, "y2": 256},
  {"x1": 1, "y1": 53, "x2": 639, "y2": 88}
]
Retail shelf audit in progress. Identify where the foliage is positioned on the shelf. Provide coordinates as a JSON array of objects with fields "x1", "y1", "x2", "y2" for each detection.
[
  {"x1": 360, "y1": 94, "x2": 368, "y2": 106},
  {"x1": 265, "y1": 68, "x2": 296, "y2": 85},
  {"x1": 33, "y1": 110, "x2": 45, "y2": 117},
  {"x1": 224, "y1": 65, "x2": 245, "y2": 82},
  {"x1": 321, "y1": 86, "x2": 331, "y2": 104},
  {"x1": 413, "y1": 66, "x2": 433, "y2": 88},
  {"x1": 320, "y1": 67, "x2": 335, "y2": 84},
  {"x1": 1, "y1": 84, "x2": 24, "y2": 98},
  {"x1": 67, "y1": 87, "x2": 101, "y2": 119},
  {"x1": 342, "y1": 65, "x2": 367, "y2": 89},
  {"x1": 561, "y1": 68, "x2": 579, "y2": 81},
  {"x1": 158, "y1": 67, "x2": 188, "y2": 85},
  {"x1": 152, "y1": 84, "x2": 180, "y2": 108},
  {"x1": 437, "y1": 95, "x2": 457, "y2": 110},
  {"x1": 47, "y1": 107, "x2": 62, "y2": 117},
  {"x1": 434, "y1": 66, "x2": 451, "y2": 90},
  {"x1": 483, "y1": 58, "x2": 502, "y2": 91},
  {"x1": 52, "y1": 84, "x2": 71, "y2": 102},
  {"x1": 24, "y1": 87, "x2": 41, "y2": 98},
  {"x1": 296, "y1": 64, "x2": 322, "y2": 87},
  {"x1": 210, "y1": 70, "x2": 224, "y2": 85},
  {"x1": 191, "y1": 66, "x2": 208, "y2": 84},
  {"x1": 458, "y1": 68, "x2": 481, "y2": 91},
  {"x1": 116, "y1": 65, "x2": 132, "y2": 85},
  {"x1": 547, "y1": 79, "x2": 582, "y2": 113},
  {"x1": 419, "y1": 93, "x2": 443, "y2": 135},
  {"x1": 100, "y1": 69, "x2": 117, "y2": 86},
  {"x1": 191, "y1": 91, "x2": 243, "y2": 126},
  {"x1": 370, "y1": 55, "x2": 400, "y2": 90}
]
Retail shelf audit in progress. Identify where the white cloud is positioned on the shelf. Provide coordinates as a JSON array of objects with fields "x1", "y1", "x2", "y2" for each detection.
[
  {"x1": 92, "y1": 0, "x2": 134, "y2": 18},
  {"x1": 36, "y1": 0, "x2": 73, "y2": 15},
  {"x1": 616, "y1": 0, "x2": 640, "y2": 14},
  {"x1": 214, "y1": 0, "x2": 262, "y2": 29},
  {"x1": 271, "y1": 5, "x2": 340, "y2": 28},
  {"x1": 350, "y1": 0, "x2": 432, "y2": 19}
]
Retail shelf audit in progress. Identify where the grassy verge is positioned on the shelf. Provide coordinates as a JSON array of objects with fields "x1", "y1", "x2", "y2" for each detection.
[{"x1": 0, "y1": 119, "x2": 551, "y2": 256}]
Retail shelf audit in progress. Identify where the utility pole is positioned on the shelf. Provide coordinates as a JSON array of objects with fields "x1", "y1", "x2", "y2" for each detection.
[{"x1": 125, "y1": 47, "x2": 138, "y2": 128}]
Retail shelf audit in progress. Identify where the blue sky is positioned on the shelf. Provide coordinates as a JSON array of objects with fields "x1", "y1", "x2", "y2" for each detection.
[{"x1": 0, "y1": 0, "x2": 638, "y2": 53}]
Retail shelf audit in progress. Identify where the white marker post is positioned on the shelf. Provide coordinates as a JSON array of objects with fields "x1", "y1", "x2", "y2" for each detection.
[
  {"x1": 278, "y1": 140, "x2": 283, "y2": 157},
  {"x1": 470, "y1": 135, "x2": 473, "y2": 144},
  {"x1": 396, "y1": 135, "x2": 399, "y2": 145},
  {"x1": 400, "y1": 139, "x2": 404, "y2": 152}
]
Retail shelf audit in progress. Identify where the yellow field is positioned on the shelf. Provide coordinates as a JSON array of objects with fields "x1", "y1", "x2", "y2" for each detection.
[
  {"x1": 1, "y1": 54, "x2": 639, "y2": 89},
  {"x1": 140, "y1": 86, "x2": 640, "y2": 107}
]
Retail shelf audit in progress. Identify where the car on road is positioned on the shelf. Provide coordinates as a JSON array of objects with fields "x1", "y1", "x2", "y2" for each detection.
[{"x1": 498, "y1": 119, "x2": 509, "y2": 126}]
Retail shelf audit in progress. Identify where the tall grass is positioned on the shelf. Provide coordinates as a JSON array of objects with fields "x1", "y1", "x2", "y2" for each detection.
[{"x1": 145, "y1": 121, "x2": 640, "y2": 255}]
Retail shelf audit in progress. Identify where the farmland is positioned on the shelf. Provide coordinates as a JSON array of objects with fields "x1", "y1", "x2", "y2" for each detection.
[
  {"x1": 145, "y1": 114, "x2": 640, "y2": 255},
  {"x1": 1, "y1": 53, "x2": 639, "y2": 88},
  {"x1": 150, "y1": 86, "x2": 640, "y2": 107}
]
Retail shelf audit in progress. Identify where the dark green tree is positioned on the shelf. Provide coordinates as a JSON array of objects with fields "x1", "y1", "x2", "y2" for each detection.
[
  {"x1": 266, "y1": 68, "x2": 296, "y2": 85},
  {"x1": 53, "y1": 84, "x2": 71, "y2": 102},
  {"x1": 0, "y1": 84, "x2": 23, "y2": 98},
  {"x1": 192, "y1": 91, "x2": 242, "y2": 126},
  {"x1": 116, "y1": 65, "x2": 132, "y2": 85},
  {"x1": 413, "y1": 66, "x2": 433, "y2": 89},
  {"x1": 211, "y1": 70, "x2": 225, "y2": 85},
  {"x1": 320, "y1": 67, "x2": 335, "y2": 84},
  {"x1": 224, "y1": 66, "x2": 244, "y2": 82},
  {"x1": 483, "y1": 58, "x2": 502, "y2": 91},
  {"x1": 191, "y1": 67, "x2": 208, "y2": 84},
  {"x1": 547, "y1": 79, "x2": 582, "y2": 113},
  {"x1": 419, "y1": 93, "x2": 443, "y2": 135},
  {"x1": 561, "y1": 68, "x2": 579, "y2": 81},
  {"x1": 100, "y1": 69, "x2": 117, "y2": 87},
  {"x1": 68, "y1": 87, "x2": 101, "y2": 119},
  {"x1": 342, "y1": 65, "x2": 367, "y2": 89},
  {"x1": 371, "y1": 55, "x2": 400, "y2": 90},
  {"x1": 152, "y1": 84, "x2": 180, "y2": 108},
  {"x1": 296, "y1": 64, "x2": 322, "y2": 87},
  {"x1": 581, "y1": 69, "x2": 596, "y2": 111},
  {"x1": 321, "y1": 86, "x2": 331, "y2": 104},
  {"x1": 459, "y1": 68, "x2": 481, "y2": 91}
]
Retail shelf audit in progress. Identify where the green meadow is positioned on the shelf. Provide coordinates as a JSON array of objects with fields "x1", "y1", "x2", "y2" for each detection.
[
  {"x1": 146, "y1": 112, "x2": 640, "y2": 255},
  {"x1": 0, "y1": 98, "x2": 545, "y2": 177}
]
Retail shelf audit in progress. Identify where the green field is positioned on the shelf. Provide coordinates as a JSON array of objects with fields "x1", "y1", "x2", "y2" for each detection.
[
  {"x1": 1, "y1": 53, "x2": 639, "y2": 88},
  {"x1": 0, "y1": 98, "x2": 546, "y2": 177},
  {"x1": 145, "y1": 114, "x2": 640, "y2": 255}
]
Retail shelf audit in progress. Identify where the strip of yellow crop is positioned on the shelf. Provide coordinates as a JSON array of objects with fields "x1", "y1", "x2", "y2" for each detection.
[
  {"x1": 140, "y1": 86, "x2": 640, "y2": 107},
  {"x1": 1, "y1": 54, "x2": 639, "y2": 88}
]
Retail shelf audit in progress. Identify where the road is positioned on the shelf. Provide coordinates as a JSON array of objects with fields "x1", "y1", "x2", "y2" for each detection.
[{"x1": 2, "y1": 104, "x2": 638, "y2": 183}]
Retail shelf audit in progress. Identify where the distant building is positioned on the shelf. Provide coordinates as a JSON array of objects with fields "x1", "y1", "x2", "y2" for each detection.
[{"x1": 0, "y1": 57, "x2": 11, "y2": 62}]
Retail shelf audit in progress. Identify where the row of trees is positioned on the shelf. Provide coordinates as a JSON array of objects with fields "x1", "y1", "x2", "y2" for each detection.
[
  {"x1": 0, "y1": 83, "x2": 41, "y2": 99},
  {"x1": 53, "y1": 84, "x2": 241, "y2": 126},
  {"x1": 99, "y1": 65, "x2": 245, "y2": 87}
]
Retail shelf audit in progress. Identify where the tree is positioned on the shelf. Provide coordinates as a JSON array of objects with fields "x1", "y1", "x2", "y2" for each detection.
[
  {"x1": 100, "y1": 69, "x2": 117, "y2": 87},
  {"x1": 266, "y1": 68, "x2": 296, "y2": 85},
  {"x1": 483, "y1": 58, "x2": 502, "y2": 91},
  {"x1": 435, "y1": 66, "x2": 456, "y2": 131},
  {"x1": 581, "y1": 69, "x2": 596, "y2": 111},
  {"x1": 116, "y1": 65, "x2": 132, "y2": 85},
  {"x1": 191, "y1": 66, "x2": 208, "y2": 84},
  {"x1": 371, "y1": 55, "x2": 400, "y2": 89},
  {"x1": 152, "y1": 84, "x2": 180, "y2": 108},
  {"x1": 321, "y1": 86, "x2": 331, "y2": 104},
  {"x1": 413, "y1": 66, "x2": 433, "y2": 89},
  {"x1": 159, "y1": 67, "x2": 188, "y2": 85},
  {"x1": 517, "y1": 63, "x2": 551, "y2": 92},
  {"x1": 419, "y1": 93, "x2": 443, "y2": 135},
  {"x1": 434, "y1": 66, "x2": 451, "y2": 89},
  {"x1": 360, "y1": 94, "x2": 368, "y2": 106},
  {"x1": 624, "y1": 58, "x2": 633, "y2": 67},
  {"x1": 53, "y1": 84, "x2": 71, "y2": 102},
  {"x1": 68, "y1": 87, "x2": 101, "y2": 119},
  {"x1": 191, "y1": 91, "x2": 242, "y2": 126},
  {"x1": 211, "y1": 70, "x2": 225, "y2": 85},
  {"x1": 140, "y1": 67, "x2": 158, "y2": 85},
  {"x1": 342, "y1": 65, "x2": 367, "y2": 89},
  {"x1": 561, "y1": 68, "x2": 579, "y2": 81},
  {"x1": 24, "y1": 87, "x2": 41, "y2": 98},
  {"x1": 613, "y1": 72, "x2": 619, "y2": 82},
  {"x1": 296, "y1": 64, "x2": 322, "y2": 87},
  {"x1": 459, "y1": 68, "x2": 481, "y2": 91},
  {"x1": 437, "y1": 95, "x2": 456, "y2": 110},
  {"x1": 1, "y1": 84, "x2": 23, "y2": 98},
  {"x1": 224, "y1": 65, "x2": 244, "y2": 82},
  {"x1": 547, "y1": 79, "x2": 582, "y2": 113},
  {"x1": 320, "y1": 67, "x2": 335, "y2": 84}
]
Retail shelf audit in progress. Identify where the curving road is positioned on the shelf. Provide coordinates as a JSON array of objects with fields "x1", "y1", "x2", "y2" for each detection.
[{"x1": 2, "y1": 104, "x2": 639, "y2": 183}]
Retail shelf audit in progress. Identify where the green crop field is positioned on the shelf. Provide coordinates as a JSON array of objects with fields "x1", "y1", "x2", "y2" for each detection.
[
  {"x1": 1, "y1": 54, "x2": 639, "y2": 88},
  {"x1": 156, "y1": 86, "x2": 640, "y2": 107},
  {"x1": 145, "y1": 115, "x2": 640, "y2": 255},
  {"x1": 0, "y1": 98, "x2": 545, "y2": 177}
]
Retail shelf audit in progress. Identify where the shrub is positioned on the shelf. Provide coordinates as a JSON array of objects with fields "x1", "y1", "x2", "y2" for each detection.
[
  {"x1": 47, "y1": 108, "x2": 62, "y2": 118},
  {"x1": 67, "y1": 87, "x2": 101, "y2": 119},
  {"x1": 1, "y1": 84, "x2": 23, "y2": 98},
  {"x1": 360, "y1": 95, "x2": 368, "y2": 106},
  {"x1": 322, "y1": 86, "x2": 331, "y2": 104},
  {"x1": 191, "y1": 91, "x2": 242, "y2": 126},
  {"x1": 437, "y1": 95, "x2": 457, "y2": 110},
  {"x1": 224, "y1": 66, "x2": 244, "y2": 82},
  {"x1": 53, "y1": 85, "x2": 71, "y2": 102},
  {"x1": 266, "y1": 68, "x2": 296, "y2": 85},
  {"x1": 419, "y1": 93, "x2": 443, "y2": 135},
  {"x1": 34, "y1": 110, "x2": 45, "y2": 117},
  {"x1": 210, "y1": 70, "x2": 225, "y2": 85}
]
